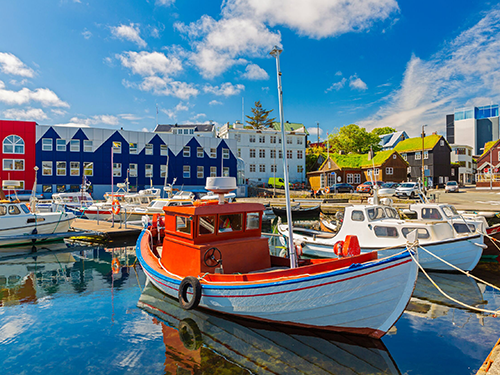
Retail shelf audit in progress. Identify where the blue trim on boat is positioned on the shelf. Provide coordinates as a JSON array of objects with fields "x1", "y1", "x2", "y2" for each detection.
[{"x1": 135, "y1": 229, "x2": 413, "y2": 291}]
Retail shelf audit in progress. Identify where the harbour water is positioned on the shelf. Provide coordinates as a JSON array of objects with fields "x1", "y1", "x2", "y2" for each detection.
[{"x1": 0, "y1": 242, "x2": 499, "y2": 375}]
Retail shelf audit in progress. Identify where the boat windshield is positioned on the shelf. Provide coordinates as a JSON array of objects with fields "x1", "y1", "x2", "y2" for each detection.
[
  {"x1": 442, "y1": 205, "x2": 459, "y2": 218},
  {"x1": 367, "y1": 207, "x2": 386, "y2": 221},
  {"x1": 384, "y1": 207, "x2": 400, "y2": 219}
]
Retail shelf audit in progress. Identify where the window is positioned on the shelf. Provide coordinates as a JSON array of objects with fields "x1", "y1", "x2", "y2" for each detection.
[
  {"x1": 354, "y1": 174, "x2": 361, "y2": 184},
  {"x1": 57, "y1": 184, "x2": 66, "y2": 192},
  {"x1": 197, "y1": 147, "x2": 204, "y2": 158},
  {"x1": 440, "y1": 140, "x2": 445, "y2": 146},
  {"x1": 3, "y1": 135, "x2": 24, "y2": 154},
  {"x1": 393, "y1": 154, "x2": 397, "y2": 159},
  {"x1": 279, "y1": 150, "x2": 282, "y2": 159},
  {"x1": 297, "y1": 150, "x2": 303, "y2": 159},
  {"x1": 439, "y1": 176, "x2": 443, "y2": 184},
  {"x1": 402, "y1": 228, "x2": 430, "y2": 239},
  {"x1": 386, "y1": 167, "x2": 393, "y2": 175},
  {"x1": 197, "y1": 166, "x2": 204, "y2": 178},
  {"x1": 223, "y1": 148, "x2": 229, "y2": 159},
  {"x1": 83, "y1": 140, "x2": 93, "y2": 152},
  {"x1": 259, "y1": 164, "x2": 265, "y2": 172},
  {"x1": 42, "y1": 185, "x2": 52, "y2": 193},
  {"x1": 70, "y1": 140, "x2": 80, "y2": 152},
  {"x1": 407, "y1": 166, "x2": 411, "y2": 173},
  {"x1": 297, "y1": 165, "x2": 303, "y2": 173},
  {"x1": 286, "y1": 150, "x2": 292, "y2": 159},
  {"x1": 451, "y1": 169, "x2": 455, "y2": 176},
  {"x1": 374, "y1": 168, "x2": 380, "y2": 176},
  {"x1": 351, "y1": 211, "x2": 365, "y2": 221},
  {"x1": 129, "y1": 143, "x2": 138, "y2": 154},
  {"x1": 145, "y1": 164, "x2": 153, "y2": 177},
  {"x1": 424, "y1": 165, "x2": 428, "y2": 170},
  {"x1": 287, "y1": 137, "x2": 292, "y2": 144},
  {"x1": 250, "y1": 149, "x2": 256, "y2": 158},
  {"x1": 3, "y1": 159, "x2": 24, "y2": 171},
  {"x1": 42, "y1": 161, "x2": 52, "y2": 176},
  {"x1": 246, "y1": 212, "x2": 260, "y2": 230},
  {"x1": 270, "y1": 136, "x2": 276, "y2": 144},
  {"x1": 112, "y1": 141, "x2": 121, "y2": 154},
  {"x1": 183, "y1": 146, "x2": 190, "y2": 157},
  {"x1": 238, "y1": 148, "x2": 241, "y2": 157},
  {"x1": 347, "y1": 174, "x2": 353, "y2": 184},
  {"x1": 70, "y1": 162, "x2": 80, "y2": 176},
  {"x1": 56, "y1": 139, "x2": 66, "y2": 152},
  {"x1": 161, "y1": 145, "x2": 168, "y2": 156},
  {"x1": 160, "y1": 165, "x2": 166, "y2": 178},
  {"x1": 223, "y1": 167, "x2": 229, "y2": 177},
  {"x1": 57, "y1": 161, "x2": 66, "y2": 176},
  {"x1": 259, "y1": 149, "x2": 265, "y2": 158},
  {"x1": 422, "y1": 208, "x2": 442, "y2": 220},
  {"x1": 210, "y1": 166, "x2": 217, "y2": 177},
  {"x1": 42, "y1": 138, "x2": 53, "y2": 151},
  {"x1": 130, "y1": 163, "x2": 138, "y2": 177},
  {"x1": 8, "y1": 205, "x2": 21, "y2": 215},
  {"x1": 424, "y1": 151, "x2": 429, "y2": 159},
  {"x1": 176, "y1": 216, "x2": 192, "y2": 235},
  {"x1": 113, "y1": 163, "x2": 122, "y2": 177},
  {"x1": 249, "y1": 135, "x2": 256, "y2": 143},
  {"x1": 278, "y1": 137, "x2": 282, "y2": 143},
  {"x1": 468, "y1": 161, "x2": 471, "y2": 169},
  {"x1": 249, "y1": 164, "x2": 256, "y2": 172},
  {"x1": 271, "y1": 165, "x2": 277, "y2": 173},
  {"x1": 218, "y1": 213, "x2": 242, "y2": 232},
  {"x1": 210, "y1": 148, "x2": 217, "y2": 158},
  {"x1": 199, "y1": 215, "x2": 216, "y2": 235},
  {"x1": 415, "y1": 152, "x2": 421, "y2": 160},
  {"x1": 259, "y1": 135, "x2": 265, "y2": 143},
  {"x1": 270, "y1": 149, "x2": 276, "y2": 158},
  {"x1": 235, "y1": 134, "x2": 241, "y2": 142},
  {"x1": 183, "y1": 165, "x2": 190, "y2": 178},
  {"x1": 374, "y1": 226, "x2": 399, "y2": 238},
  {"x1": 297, "y1": 137, "x2": 303, "y2": 145},
  {"x1": 367, "y1": 207, "x2": 386, "y2": 220},
  {"x1": 83, "y1": 162, "x2": 93, "y2": 176},
  {"x1": 145, "y1": 143, "x2": 153, "y2": 155},
  {"x1": 402, "y1": 153, "x2": 407, "y2": 161}
]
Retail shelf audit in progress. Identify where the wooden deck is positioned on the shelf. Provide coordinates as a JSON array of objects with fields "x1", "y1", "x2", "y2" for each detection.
[{"x1": 71, "y1": 218, "x2": 143, "y2": 239}]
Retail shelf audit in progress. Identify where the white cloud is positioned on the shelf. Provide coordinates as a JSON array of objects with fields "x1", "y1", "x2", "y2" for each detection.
[
  {"x1": 9, "y1": 79, "x2": 29, "y2": 86},
  {"x1": 155, "y1": 0, "x2": 175, "y2": 6},
  {"x1": 161, "y1": 102, "x2": 190, "y2": 119},
  {"x1": 209, "y1": 100, "x2": 222, "y2": 105},
  {"x1": 119, "y1": 113, "x2": 143, "y2": 121},
  {"x1": 359, "y1": 7, "x2": 500, "y2": 135},
  {"x1": 0, "y1": 53, "x2": 34, "y2": 77},
  {"x1": 349, "y1": 75, "x2": 368, "y2": 91},
  {"x1": 0, "y1": 80, "x2": 69, "y2": 107},
  {"x1": 307, "y1": 126, "x2": 323, "y2": 138},
  {"x1": 326, "y1": 77, "x2": 346, "y2": 92},
  {"x1": 68, "y1": 115, "x2": 120, "y2": 126},
  {"x1": 242, "y1": 63, "x2": 269, "y2": 80},
  {"x1": 203, "y1": 82, "x2": 245, "y2": 96},
  {"x1": 51, "y1": 109, "x2": 67, "y2": 116},
  {"x1": 125, "y1": 76, "x2": 198, "y2": 100},
  {"x1": 82, "y1": 29, "x2": 92, "y2": 39},
  {"x1": 111, "y1": 23, "x2": 147, "y2": 48},
  {"x1": 3, "y1": 108, "x2": 48, "y2": 121},
  {"x1": 192, "y1": 113, "x2": 206, "y2": 120},
  {"x1": 117, "y1": 51, "x2": 182, "y2": 77}
]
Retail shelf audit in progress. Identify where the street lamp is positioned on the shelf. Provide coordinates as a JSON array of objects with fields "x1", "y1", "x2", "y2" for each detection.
[
  {"x1": 270, "y1": 45, "x2": 297, "y2": 269},
  {"x1": 421, "y1": 125, "x2": 427, "y2": 191}
]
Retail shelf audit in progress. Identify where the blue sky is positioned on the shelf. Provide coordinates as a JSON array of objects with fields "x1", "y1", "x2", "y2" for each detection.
[{"x1": 1, "y1": 0, "x2": 499, "y2": 139}]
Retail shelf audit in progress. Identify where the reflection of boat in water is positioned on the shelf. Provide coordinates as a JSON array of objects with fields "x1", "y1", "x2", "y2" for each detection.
[
  {"x1": 138, "y1": 282, "x2": 402, "y2": 375},
  {"x1": 406, "y1": 271, "x2": 487, "y2": 318}
]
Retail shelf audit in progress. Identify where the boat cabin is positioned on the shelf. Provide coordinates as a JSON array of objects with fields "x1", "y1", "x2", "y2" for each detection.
[{"x1": 159, "y1": 202, "x2": 271, "y2": 275}]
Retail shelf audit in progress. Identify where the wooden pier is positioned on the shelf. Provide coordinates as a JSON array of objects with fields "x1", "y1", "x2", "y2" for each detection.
[{"x1": 71, "y1": 218, "x2": 143, "y2": 240}]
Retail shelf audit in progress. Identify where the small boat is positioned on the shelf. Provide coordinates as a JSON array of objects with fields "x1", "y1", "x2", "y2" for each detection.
[
  {"x1": 272, "y1": 203, "x2": 321, "y2": 220},
  {"x1": 138, "y1": 280, "x2": 402, "y2": 375},
  {"x1": 278, "y1": 201, "x2": 485, "y2": 271},
  {"x1": 0, "y1": 201, "x2": 76, "y2": 247},
  {"x1": 136, "y1": 177, "x2": 418, "y2": 339},
  {"x1": 38, "y1": 191, "x2": 94, "y2": 217}
]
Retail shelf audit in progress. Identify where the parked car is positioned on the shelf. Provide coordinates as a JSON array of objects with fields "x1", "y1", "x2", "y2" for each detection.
[
  {"x1": 356, "y1": 181, "x2": 383, "y2": 194},
  {"x1": 267, "y1": 177, "x2": 291, "y2": 189},
  {"x1": 395, "y1": 182, "x2": 421, "y2": 199},
  {"x1": 325, "y1": 183, "x2": 355, "y2": 193},
  {"x1": 5, "y1": 190, "x2": 44, "y2": 201},
  {"x1": 378, "y1": 182, "x2": 400, "y2": 196},
  {"x1": 445, "y1": 181, "x2": 459, "y2": 193}
]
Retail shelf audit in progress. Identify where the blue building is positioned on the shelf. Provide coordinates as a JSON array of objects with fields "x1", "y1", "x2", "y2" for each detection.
[{"x1": 35, "y1": 125, "x2": 237, "y2": 198}]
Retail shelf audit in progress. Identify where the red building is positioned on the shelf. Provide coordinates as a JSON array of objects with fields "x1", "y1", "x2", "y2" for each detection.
[{"x1": 0, "y1": 120, "x2": 37, "y2": 190}]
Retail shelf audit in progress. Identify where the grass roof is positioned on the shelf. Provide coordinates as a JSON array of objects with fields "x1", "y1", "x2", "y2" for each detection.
[
  {"x1": 394, "y1": 134, "x2": 443, "y2": 153},
  {"x1": 272, "y1": 122, "x2": 309, "y2": 134},
  {"x1": 481, "y1": 140, "x2": 496, "y2": 156},
  {"x1": 319, "y1": 150, "x2": 407, "y2": 169}
]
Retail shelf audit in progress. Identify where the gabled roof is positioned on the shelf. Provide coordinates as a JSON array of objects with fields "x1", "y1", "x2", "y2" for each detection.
[
  {"x1": 271, "y1": 122, "x2": 309, "y2": 134},
  {"x1": 394, "y1": 134, "x2": 445, "y2": 153},
  {"x1": 318, "y1": 150, "x2": 407, "y2": 170},
  {"x1": 154, "y1": 124, "x2": 214, "y2": 132}
]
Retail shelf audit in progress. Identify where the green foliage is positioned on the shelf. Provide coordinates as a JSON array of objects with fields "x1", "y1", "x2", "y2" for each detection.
[
  {"x1": 327, "y1": 124, "x2": 381, "y2": 154},
  {"x1": 246, "y1": 101, "x2": 276, "y2": 129},
  {"x1": 371, "y1": 127, "x2": 396, "y2": 136}
]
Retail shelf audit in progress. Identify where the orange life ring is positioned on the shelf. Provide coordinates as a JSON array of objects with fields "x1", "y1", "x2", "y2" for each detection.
[
  {"x1": 112, "y1": 258, "x2": 121, "y2": 273},
  {"x1": 111, "y1": 199, "x2": 121, "y2": 214},
  {"x1": 324, "y1": 187, "x2": 331, "y2": 194}
]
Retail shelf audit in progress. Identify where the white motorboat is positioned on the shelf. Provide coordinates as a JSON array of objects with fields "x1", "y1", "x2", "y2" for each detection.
[
  {"x1": 38, "y1": 191, "x2": 94, "y2": 217},
  {"x1": 278, "y1": 202, "x2": 484, "y2": 271},
  {"x1": 0, "y1": 201, "x2": 75, "y2": 247}
]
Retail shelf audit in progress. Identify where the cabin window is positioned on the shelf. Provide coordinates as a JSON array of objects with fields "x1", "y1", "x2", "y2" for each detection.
[
  {"x1": 199, "y1": 215, "x2": 216, "y2": 235},
  {"x1": 27, "y1": 217, "x2": 45, "y2": 223},
  {"x1": 176, "y1": 216, "x2": 192, "y2": 235},
  {"x1": 421, "y1": 208, "x2": 442, "y2": 220},
  {"x1": 384, "y1": 208, "x2": 399, "y2": 219},
  {"x1": 374, "y1": 226, "x2": 398, "y2": 238},
  {"x1": 8, "y1": 205, "x2": 21, "y2": 215},
  {"x1": 246, "y1": 212, "x2": 260, "y2": 230},
  {"x1": 402, "y1": 228, "x2": 430, "y2": 239},
  {"x1": 453, "y1": 223, "x2": 474, "y2": 233},
  {"x1": 367, "y1": 207, "x2": 386, "y2": 221},
  {"x1": 351, "y1": 211, "x2": 365, "y2": 222},
  {"x1": 218, "y1": 214, "x2": 242, "y2": 233},
  {"x1": 442, "y1": 205, "x2": 458, "y2": 218},
  {"x1": 0, "y1": 206, "x2": 6, "y2": 216}
]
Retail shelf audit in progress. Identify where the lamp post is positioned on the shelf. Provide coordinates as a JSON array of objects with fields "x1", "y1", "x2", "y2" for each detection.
[
  {"x1": 270, "y1": 45, "x2": 297, "y2": 269},
  {"x1": 421, "y1": 125, "x2": 427, "y2": 190},
  {"x1": 490, "y1": 147, "x2": 493, "y2": 190}
]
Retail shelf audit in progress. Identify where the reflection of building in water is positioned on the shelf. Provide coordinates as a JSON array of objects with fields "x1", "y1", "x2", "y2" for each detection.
[{"x1": 138, "y1": 282, "x2": 401, "y2": 375}]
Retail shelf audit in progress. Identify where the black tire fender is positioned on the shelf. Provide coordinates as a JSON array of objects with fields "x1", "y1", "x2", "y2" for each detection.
[
  {"x1": 178, "y1": 318, "x2": 202, "y2": 350},
  {"x1": 178, "y1": 276, "x2": 202, "y2": 310}
]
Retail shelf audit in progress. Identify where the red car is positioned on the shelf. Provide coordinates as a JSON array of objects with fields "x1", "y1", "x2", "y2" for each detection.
[{"x1": 356, "y1": 181, "x2": 384, "y2": 194}]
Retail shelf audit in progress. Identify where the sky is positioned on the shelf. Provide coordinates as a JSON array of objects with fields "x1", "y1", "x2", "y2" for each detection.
[{"x1": 1, "y1": 0, "x2": 500, "y2": 140}]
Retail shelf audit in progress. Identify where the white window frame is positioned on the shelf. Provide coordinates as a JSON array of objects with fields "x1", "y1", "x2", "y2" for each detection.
[
  {"x1": 83, "y1": 140, "x2": 93, "y2": 152},
  {"x1": 271, "y1": 164, "x2": 277, "y2": 173},
  {"x1": 259, "y1": 164, "x2": 265, "y2": 172},
  {"x1": 223, "y1": 167, "x2": 229, "y2": 177},
  {"x1": 297, "y1": 165, "x2": 303, "y2": 173},
  {"x1": 297, "y1": 150, "x2": 303, "y2": 159},
  {"x1": 160, "y1": 165, "x2": 167, "y2": 178},
  {"x1": 83, "y1": 162, "x2": 93, "y2": 176},
  {"x1": 129, "y1": 163, "x2": 138, "y2": 177},
  {"x1": 42, "y1": 138, "x2": 53, "y2": 151},
  {"x1": 250, "y1": 149, "x2": 256, "y2": 158},
  {"x1": 70, "y1": 140, "x2": 80, "y2": 152},
  {"x1": 223, "y1": 148, "x2": 229, "y2": 159},
  {"x1": 183, "y1": 146, "x2": 190, "y2": 157},
  {"x1": 259, "y1": 135, "x2": 265, "y2": 143},
  {"x1": 3, "y1": 159, "x2": 24, "y2": 171},
  {"x1": 42, "y1": 161, "x2": 52, "y2": 176},
  {"x1": 386, "y1": 167, "x2": 393, "y2": 175},
  {"x1": 197, "y1": 147, "x2": 204, "y2": 158},
  {"x1": 347, "y1": 173, "x2": 354, "y2": 184},
  {"x1": 129, "y1": 143, "x2": 138, "y2": 154},
  {"x1": 354, "y1": 174, "x2": 361, "y2": 184},
  {"x1": 112, "y1": 142, "x2": 121, "y2": 154},
  {"x1": 56, "y1": 161, "x2": 67, "y2": 176},
  {"x1": 160, "y1": 144, "x2": 168, "y2": 156},
  {"x1": 197, "y1": 166, "x2": 204, "y2": 178},
  {"x1": 183, "y1": 165, "x2": 190, "y2": 178},
  {"x1": 270, "y1": 149, "x2": 276, "y2": 158},
  {"x1": 249, "y1": 164, "x2": 256, "y2": 173},
  {"x1": 56, "y1": 139, "x2": 66, "y2": 152},
  {"x1": 3, "y1": 135, "x2": 24, "y2": 154},
  {"x1": 287, "y1": 136, "x2": 292, "y2": 144},
  {"x1": 210, "y1": 148, "x2": 216, "y2": 158},
  {"x1": 270, "y1": 136, "x2": 276, "y2": 144},
  {"x1": 113, "y1": 163, "x2": 122, "y2": 177},
  {"x1": 297, "y1": 137, "x2": 303, "y2": 145},
  {"x1": 424, "y1": 151, "x2": 429, "y2": 159},
  {"x1": 70, "y1": 162, "x2": 80, "y2": 176},
  {"x1": 287, "y1": 150, "x2": 293, "y2": 159},
  {"x1": 415, "y1": 152, "x2": 421, "y2": 160},
  {"x1": 210, "y1": 166, "x2": 217, "y2": 177},
  {"x1": 259, "y1": 149, "x2": 265, "y2": 158},
  {"x1": 145, "y1": 143, "x2": 153, "y2": 155},
  {"x1": 145, "y1": 164, "x2": 153, "y2": 177},
  {"x1": 249, "y1": 135, "x2": 256, "y2": 143}
]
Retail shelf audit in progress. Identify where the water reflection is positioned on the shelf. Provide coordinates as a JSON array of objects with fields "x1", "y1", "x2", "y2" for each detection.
[{"x1": 138, "y1": 281, "x2": 402, "y2": 375}]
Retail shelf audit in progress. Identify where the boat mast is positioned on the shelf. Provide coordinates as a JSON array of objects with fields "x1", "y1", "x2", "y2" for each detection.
[{"x1": 270, "y1": 45, "x2": 297, "y2": 269}]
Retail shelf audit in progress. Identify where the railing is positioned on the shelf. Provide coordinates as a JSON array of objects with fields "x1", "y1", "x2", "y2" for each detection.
[{"x1": 475, "y1": 173, "x2": 500, "y2": 182}]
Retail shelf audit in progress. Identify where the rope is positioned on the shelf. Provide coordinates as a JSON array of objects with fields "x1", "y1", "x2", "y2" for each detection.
[{"x1": 410, "y1": 248, "x2": 500, "y2": 316}]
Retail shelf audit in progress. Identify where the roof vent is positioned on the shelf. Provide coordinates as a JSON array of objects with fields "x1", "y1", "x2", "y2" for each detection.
[{"x1": 205, "y1": 177, "x2": 237, "y2": 204}]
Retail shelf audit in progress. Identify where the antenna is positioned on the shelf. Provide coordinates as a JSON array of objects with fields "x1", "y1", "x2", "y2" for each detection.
[{"x1": 242, "y1": 97, "x2": 244, "y2": 124}]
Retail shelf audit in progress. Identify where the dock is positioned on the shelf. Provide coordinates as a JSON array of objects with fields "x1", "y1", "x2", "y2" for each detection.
[
  {"x1": 71, "y1": 218, "x2": 143, "y2": 240},
  {"x1": 478, "y1": 338, "x2": 500, "y2": 375}
]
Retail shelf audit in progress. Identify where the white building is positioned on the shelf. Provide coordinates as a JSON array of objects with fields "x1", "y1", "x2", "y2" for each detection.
[
  {"x1": 218, "y1": 121, "x2": 307, "y2": 184},
  {"x1": 450, "y1": 144, "x2": 474, "y2": 184},
  {"x1": 154, "y1": 123, "x2": 216, "y2": 137}
]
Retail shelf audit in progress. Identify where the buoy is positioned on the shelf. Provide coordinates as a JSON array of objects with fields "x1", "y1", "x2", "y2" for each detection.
[
  {"x1": 112, "y1": 258, "x2": 121, "y2": 274},
  {"x1": 111, "y1": 199, "x2": 121, "y2": 215},
  {"x1": 333, "y1": 241, "x2": 344, "y2": 257}
]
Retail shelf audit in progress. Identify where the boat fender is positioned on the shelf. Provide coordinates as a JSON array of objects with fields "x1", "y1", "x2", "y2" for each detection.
[
  {"x1": 294, "y1": 241, "x2": 303, "y2": 257},
  {"x1": 324, "y1": 187, "x2": 330, "y2": 194},
  {"x1": 343, "y1": 235, "x2": 361, "y2": 257},
  {"x1": 112, "y1": 258, "x2": 121, "y2": 274},
  {"x1": 111, "y1": 199, "x2": 121, "y2": 215},
  {"x1": 333, "y1": 241, "x2": 344, "y2": 257},
  {"x1": 178, "y1": 276, "x2": 202, "y2": 310}
]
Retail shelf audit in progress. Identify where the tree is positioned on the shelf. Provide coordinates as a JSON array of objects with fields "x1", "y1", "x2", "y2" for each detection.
[
  {"x1": 328, "y1": 124, "x2": 380, "y2": 154},
  {"x1": 371, "y1": 127, "x2": 396, "y2": 136},
  {"x1": 246, "y1": 101, "x2": 276, "y2": 129}
]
